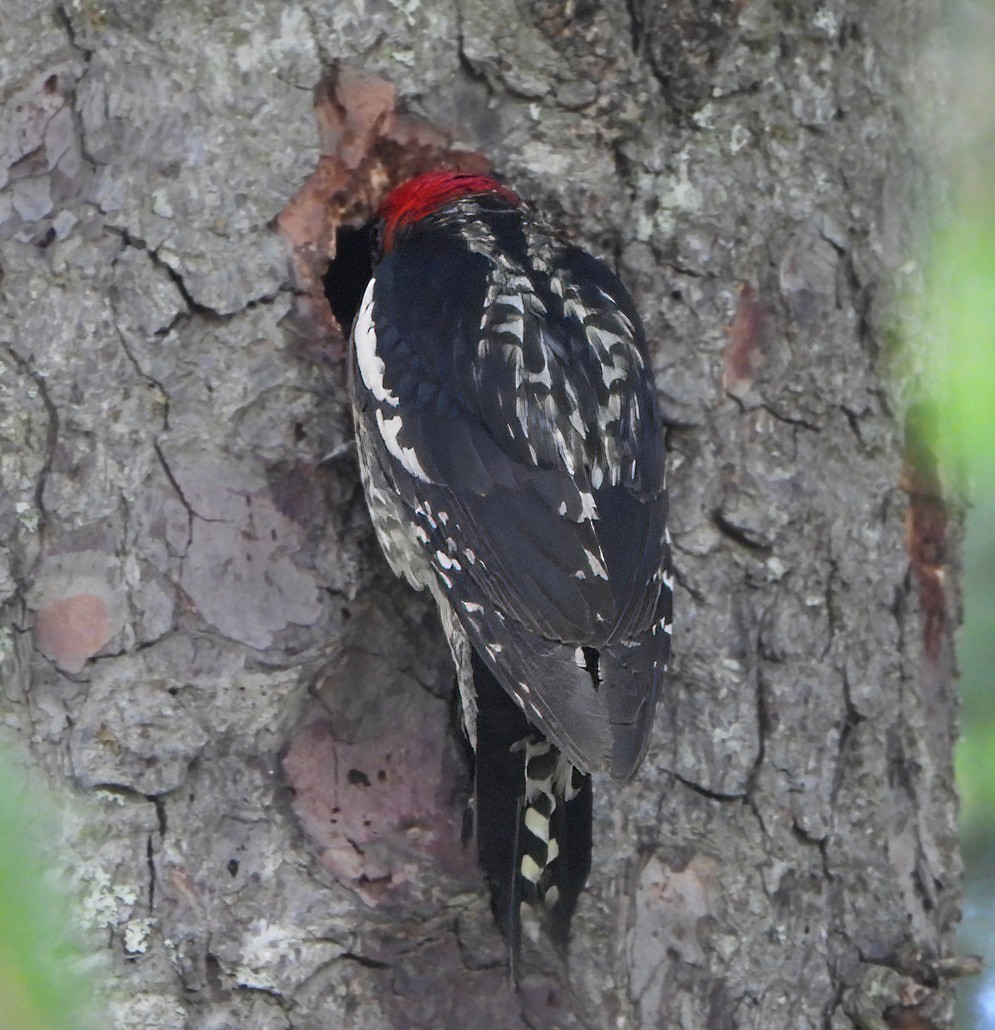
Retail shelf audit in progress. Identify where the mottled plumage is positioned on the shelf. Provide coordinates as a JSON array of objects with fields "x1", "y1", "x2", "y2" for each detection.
[{"x1": 350, "y1": 172, "x2": 672, "y2": 966}]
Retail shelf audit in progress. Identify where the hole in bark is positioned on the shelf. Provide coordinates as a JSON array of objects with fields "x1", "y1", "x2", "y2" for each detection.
[
  {"x1": 323, "y1": 224, "x2": 374, "y2": 334},
  {"x1": 227, "y1": 859, "x2": 239, "y2": 877},
  {"x1": 277, "y1": 67, "x2": 494, "y2": 367}
]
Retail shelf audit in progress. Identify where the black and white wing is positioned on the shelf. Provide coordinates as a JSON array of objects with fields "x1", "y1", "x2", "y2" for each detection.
[{"x1": 351, "y1": 222, "x2": 672, "y2": 779}]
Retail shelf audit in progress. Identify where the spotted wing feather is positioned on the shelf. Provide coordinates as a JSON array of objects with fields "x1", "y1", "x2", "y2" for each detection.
[{"x1": 351, "y1": 217, "x2": 671, "y2": 777}]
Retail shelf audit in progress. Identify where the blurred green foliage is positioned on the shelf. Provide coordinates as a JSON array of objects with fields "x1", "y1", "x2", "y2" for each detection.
[
  {"x1": 930, "y1": 9, "x2": 995, "y2": 1028},
  {"x1": 0, "y1": 749, "x2": 96, "y2": 1030},
  {"x1": 933, "y1": 219, "x2": 995, "y2": 478},
  {"x1": 937, "y1": 212, "x2": 995, "y2": 851},
  {"x1": 955, "y1": 486, "x2": 995, "y2": 850}
]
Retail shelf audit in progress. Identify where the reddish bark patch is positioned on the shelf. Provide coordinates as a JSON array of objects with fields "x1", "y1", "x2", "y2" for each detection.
[
  {"x1": 282, "y1": 716, "x2": 477, "y2": 907},
  {"x1": 722, "y1": 282, "x2": 770, "y2": 398},
  {"x1": 277, "y1": 65, "x2": 492, "y2": 362},
  {"x1": 900, "y1": 404, "x2": 949, "y2": 665},
  {"x1": 34, "y1": 593, "x2": 111, "y2": 673}
]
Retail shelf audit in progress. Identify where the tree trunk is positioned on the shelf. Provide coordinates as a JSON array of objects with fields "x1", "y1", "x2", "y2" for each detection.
[{"x1": 0, "y1": 1, "x2": 961, "y2": 1028}]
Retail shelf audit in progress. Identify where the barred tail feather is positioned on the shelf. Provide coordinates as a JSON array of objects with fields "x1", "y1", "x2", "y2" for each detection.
[
  {"x1": 520, "y1": 740, "x2": 592, "y2": 948},
  {"x1": 470, "y1": 651, "x2": 592, "y2": 975}
]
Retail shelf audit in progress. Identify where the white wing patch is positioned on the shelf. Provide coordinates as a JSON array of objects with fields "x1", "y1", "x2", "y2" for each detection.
[
  {"x1": 375, "y1": 410, "x2": 432, "y2": 482},
  {"x1": 354, "y1": 278, "x2": 400, "y2": 408},
  {"x1": 584, "y1": 547, "x2": 609, "y2": 580}
]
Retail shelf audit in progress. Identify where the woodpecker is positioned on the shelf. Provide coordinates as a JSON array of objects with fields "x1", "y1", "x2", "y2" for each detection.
[{"x1": 348, "y1": 171, "x2": 673, "y2": 968}]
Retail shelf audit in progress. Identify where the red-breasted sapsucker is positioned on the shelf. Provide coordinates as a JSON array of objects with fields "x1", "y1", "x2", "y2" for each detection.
[{"x1": 349, "y1": 171, "x2": 673, "y2": 969}]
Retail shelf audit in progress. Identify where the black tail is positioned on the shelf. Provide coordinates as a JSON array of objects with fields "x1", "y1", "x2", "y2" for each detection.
[{"x1": 471, "y1": 650, "x2": 593, "y2": 975}]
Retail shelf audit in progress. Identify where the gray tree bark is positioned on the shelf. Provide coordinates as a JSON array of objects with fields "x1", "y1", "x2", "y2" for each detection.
[{"x1": 0, "y1": 1, "x2": 962, "y2": 1028}]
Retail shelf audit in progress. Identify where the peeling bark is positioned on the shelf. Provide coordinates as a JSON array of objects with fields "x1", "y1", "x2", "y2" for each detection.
[{"x1": 0, "y1": 1, "x2": 961, "y2": 1028}]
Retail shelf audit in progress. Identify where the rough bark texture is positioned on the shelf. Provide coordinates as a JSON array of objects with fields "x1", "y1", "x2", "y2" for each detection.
[{"x1": 0, "y1": 2, "x2": 960, "y2": 1028}]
